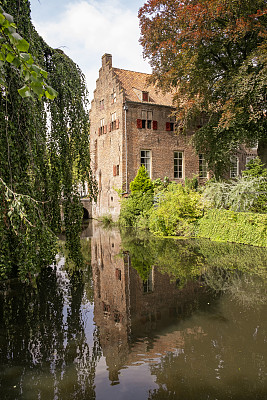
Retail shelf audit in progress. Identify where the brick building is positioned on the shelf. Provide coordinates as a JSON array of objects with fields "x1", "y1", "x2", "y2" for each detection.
[{"x1": 89, "y1": 54, "x2": 256, "y2": 218}]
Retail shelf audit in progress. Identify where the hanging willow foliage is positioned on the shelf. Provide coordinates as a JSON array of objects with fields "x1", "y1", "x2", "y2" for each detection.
[{"x1": 0, "y1": 0, "x2": 97, "y2": 280}]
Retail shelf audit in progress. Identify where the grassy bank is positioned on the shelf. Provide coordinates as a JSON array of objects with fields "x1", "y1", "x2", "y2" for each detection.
[{"x1": 196, "y1": 209, "x2": 267, "y2": 247}]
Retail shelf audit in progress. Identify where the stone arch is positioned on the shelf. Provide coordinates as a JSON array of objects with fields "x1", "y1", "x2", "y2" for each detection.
[{"x1": 83, "y1": 207, "x2": 90, "y2": 220}]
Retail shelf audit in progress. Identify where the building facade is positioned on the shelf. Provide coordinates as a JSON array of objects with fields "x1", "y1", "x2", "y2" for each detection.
[{"x1": 89, "y1": 54, "x2": 256, "y2": 218}]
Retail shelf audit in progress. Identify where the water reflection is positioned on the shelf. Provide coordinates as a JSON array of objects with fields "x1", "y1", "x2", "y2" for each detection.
[{"x1": 0, "y1": 223, "x2": 267, "y2": 400}]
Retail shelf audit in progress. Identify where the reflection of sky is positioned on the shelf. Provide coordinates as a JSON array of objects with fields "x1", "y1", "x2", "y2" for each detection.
[{"x1": 95, "y1": 358, "x2": 158, "y2": 400}]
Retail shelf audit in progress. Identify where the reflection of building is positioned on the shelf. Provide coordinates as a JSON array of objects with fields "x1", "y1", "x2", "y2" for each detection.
[{"x1": 91, "y1": 224, "x2": 209, "y2": 383}]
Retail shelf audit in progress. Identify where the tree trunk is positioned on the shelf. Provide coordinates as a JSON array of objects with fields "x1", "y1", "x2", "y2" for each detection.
[{"x1": 257, "y1": 137, "x2": 267, "y2": 167}]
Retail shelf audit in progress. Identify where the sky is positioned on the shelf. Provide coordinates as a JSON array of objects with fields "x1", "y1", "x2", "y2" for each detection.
[{"x1": 29, "y1": 0, "x2": 151, "y2": 102}]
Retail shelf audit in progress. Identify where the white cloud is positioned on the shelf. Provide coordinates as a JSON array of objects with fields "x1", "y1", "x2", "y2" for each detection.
[{"x1": 32, "y1": 0, "x2": 151, "y2": 100}]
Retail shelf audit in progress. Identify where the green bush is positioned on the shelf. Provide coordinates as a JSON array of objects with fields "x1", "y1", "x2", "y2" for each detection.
[
  {"x1": 119, "y1": 192, "x2": 154, "y2": 227},
  {"x1": 130, "y1": 165, "x2": 153, "y2": 193},
  {"x1": 196, "y1": 209, "x2": 267, "y2": 247},
  {"x1": 148, "y1": 183, "x2": 202, "y2": 236},
  {"x1": 202, "y1": 175, "x2": 267, "y2": 213}
]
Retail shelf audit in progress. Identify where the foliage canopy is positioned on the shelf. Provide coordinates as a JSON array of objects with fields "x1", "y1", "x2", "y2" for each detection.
[
  {"x1": 0, "y1": 0, "x2": 97, "y2": 279},
  {"x1": 139, "y1": 0, "x2": 267, "y2": 175}
]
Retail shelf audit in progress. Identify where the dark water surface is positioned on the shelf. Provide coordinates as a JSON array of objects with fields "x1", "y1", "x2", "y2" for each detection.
[{"x1": 0, "y1": 222, "x2": 267, "y2": 400}]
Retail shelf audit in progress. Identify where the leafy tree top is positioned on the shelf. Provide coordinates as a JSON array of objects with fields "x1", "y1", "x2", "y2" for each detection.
[
  {"x1": 139, "y1": 0, "x2": 267, "y2": 175},
  {"x1": 130, "y1": 165, "x2": 153, "y2": 193}
]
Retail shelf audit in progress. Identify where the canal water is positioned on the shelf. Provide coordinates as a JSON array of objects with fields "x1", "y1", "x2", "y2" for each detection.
[{"x1": 0, "y1": 222, "x2": 267, "y2": 400}]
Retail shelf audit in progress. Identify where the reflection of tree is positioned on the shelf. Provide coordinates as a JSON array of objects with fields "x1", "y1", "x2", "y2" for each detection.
[
  {"x1": 120, "y1": 229, "x2": 267, "y2": 307},
  {"x1": 0, "y1": 262, "x2": 101, "y2": 399},
  {"x1": 120, "y1": 228, "x2": 205, "y2": 285}
]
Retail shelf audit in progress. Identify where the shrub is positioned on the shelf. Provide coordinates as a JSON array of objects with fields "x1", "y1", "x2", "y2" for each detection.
[
  {"x1": 196, "y1": 209, "x2": 267, "y2": 247},
  {"x1": 148, "y1": 183, "x2": 202, "y2": 236},
  {"x1": 202, "y1": 175, "x2": 267, "y2": 213},
  {"x1": 130, "y1": 165, "x2": 153, "y2": 193},
  {"x1": 119, "y1": 192, "x2": 154, "y2": 227}
]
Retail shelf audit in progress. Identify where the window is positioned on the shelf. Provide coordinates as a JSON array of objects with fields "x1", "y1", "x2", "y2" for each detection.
[
  {"x1": 199, "y1": 154, "x2": 208, "y2": 178},
  {"x1": 246, "y1": 156, "x2": 255, "y2": 167},
  {"x1": 100, "y1": 99, "x2": 104, "y2": 110},
  {"x1": 113, "y1": 164, "x2": 119, "y2": 176},
  {"x1": 143, "y1": 268, "x2": 154, "y2": 293},
  {"x1": 99, "y1": 118, "x2": 105, "y2": 135},
  {"x1": 115, "y1": 268, "x2": 121, "y2": 280},
  {"x1": 166, "y1": 122, "x2": 174, "y2": 131},
  {"x1": 230, "y1": 156, "x2": 239, "y2": 178},
  {"x1": 174, "y1": 151, "x2": 183, "y2": 178},
  {"x1": 141, "y1": 150, "x2": 151, "y2": 178},
  {"x1": 111, "y1": 112, "x2": 116, "y2": 130},
  {"x1": 139, "y1": 110, "x2": 154, "y2": 129},
  {"x1": 111, "y1": 91, "x2": 116, "y2": 104}
]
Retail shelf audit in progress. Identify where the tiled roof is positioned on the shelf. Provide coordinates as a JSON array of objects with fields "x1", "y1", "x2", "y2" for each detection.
[{"x1": 113, "y1": 68, "x2": 174, "y2": 107}]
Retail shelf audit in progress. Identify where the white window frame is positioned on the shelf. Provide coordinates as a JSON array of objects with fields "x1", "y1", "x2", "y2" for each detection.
[
  {"x1": 230, "y1": 156, "x2": 239, "y2": 178},
  {"x1": 174, "y1": 151, "x2": 184, "y2": 179},
  {"x1": 199, "y1": 154, "x2": 208, "y2": 178},
  {"x1": 140, "y1": 150, "x2": 151, "y2": 178}
]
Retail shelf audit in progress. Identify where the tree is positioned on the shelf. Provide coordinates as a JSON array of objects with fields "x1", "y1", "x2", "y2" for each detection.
[
  {"x1": 0, "y1": 0, "x2": 97, "y2": 279},
  {"x1": 139, "y1": 0, "x2": 267, "y2": 176}
]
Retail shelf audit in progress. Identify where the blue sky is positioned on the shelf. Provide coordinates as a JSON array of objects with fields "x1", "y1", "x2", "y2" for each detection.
[{"x1": 29, "y1": 0, "x2": 151, "y2": 100}]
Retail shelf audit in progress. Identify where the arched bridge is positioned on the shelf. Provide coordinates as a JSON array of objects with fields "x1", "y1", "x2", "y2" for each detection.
[{"x1": 80, "y1": 198, "x2": 92, "y2": 220}]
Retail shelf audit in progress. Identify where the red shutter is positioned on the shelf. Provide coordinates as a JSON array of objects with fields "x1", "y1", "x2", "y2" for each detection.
[
  {"x1": 166, "y1": 122, "x2": 171, "y2": 131},
  {"x1": 142, "y1": 91, "x2": 148, "y2": 101},
  {"x1": 113, "y1": 165, "x2": 117, "y2": 176},
  {"x1": 104, "y1": 125, "x2": 107, "y2": 134},
  {"x1": 116, "y1": 119, "x2": 119, "y2": 129},
  {"x1": 98, "y1": 127, "x2": 101, "y2": 136},
  {"x1": 109, "y1": 123, "x2": 111, "y2": 132},
  {"x1": 137, "y1": 119, "x2": 142, "y2": 129},
  {"x1": 153, "y1": 120, "x2": 158, "y2": 130}
]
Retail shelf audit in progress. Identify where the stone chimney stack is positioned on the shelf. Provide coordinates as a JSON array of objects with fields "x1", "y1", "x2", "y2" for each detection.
[{"x1": 102, "y1": 53, "x2": 112, "y2": 68}]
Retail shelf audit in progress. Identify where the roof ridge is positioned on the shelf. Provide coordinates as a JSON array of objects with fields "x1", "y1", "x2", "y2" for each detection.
[{"x1": 113, "y1": 67, "x2": 151, "y2": 76}]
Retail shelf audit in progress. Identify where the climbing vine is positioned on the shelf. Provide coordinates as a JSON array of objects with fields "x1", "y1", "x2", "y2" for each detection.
[{"x1": 0, "y1": 0, "x2": 97, "y2": 279}]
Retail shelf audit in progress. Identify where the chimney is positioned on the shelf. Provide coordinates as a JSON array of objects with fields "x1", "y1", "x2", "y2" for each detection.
[{"x1": 102, "y1": 53, "x2": 112, "y2": 68}]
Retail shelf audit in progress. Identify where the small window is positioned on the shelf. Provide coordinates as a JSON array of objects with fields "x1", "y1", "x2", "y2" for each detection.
[
  {"x1": 115, "y1": 268, "x2": 121, "y2": 280},
  {"x1": 113, "y1": 164, "x2": 119, "y2": 176},
  {"x1": 246, "y1": 156, "x2": 255, "y2": 167},
  {"x1": 166, "y1": 122, "x2": 174, "y2": 131},
  {"x1": 230, "y1": 156, "x2": 239, "y2": 178},
  {"x1": 199, "y1": 154, "x2": 208, "y2": 178},
  {"x1": 100, "y1": 99, "x2": 104, "y2": 110},
  {"x1": 143, "y1": 269, "x2": 154, "y2": 293},
  {"x1": 100, "y1": 118, "x2": 105, "y2": 134},
  {"x1": 111, "y1": 91, "x2": 116, "y2": 104},
  {"x1": 140, "y1": 110, "x2": 153, "y2": 129},
  {"x1": 141, "y1": 150, "x2": 151, "y2": 178},
  {"x1": 111, "y1": 112, "x2": 116, "y2": 130},
  {"x1": 174, "y1": 151, "x2": 183, "y2": 178}
]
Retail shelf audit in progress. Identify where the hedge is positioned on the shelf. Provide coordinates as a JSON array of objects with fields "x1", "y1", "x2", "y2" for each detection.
[{"x1": 196, "y1": 209, "x2": 267, "y2": 247}]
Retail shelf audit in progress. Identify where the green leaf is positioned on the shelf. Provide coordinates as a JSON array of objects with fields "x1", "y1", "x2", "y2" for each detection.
[
  {"x1": 0, "y1": 13, "x2": 5, "y2": 25},
  {"x1": 2, "y1": 12, "x2": 13, "y2": 23},
  {"x1": 12, "y1": 57, "x2": 20, "y2": 67},
  {"x1": 45, "y1": 85, "x2": 58, "y2": 100},
  {"x1": 6, "y1": 52, "x2": 15, "y2": 63},
  {"x1": 11, "y1": 32, "x2": 22, "y2": 42},
  {"x1": 18, "y1": 85, "x2": 32, "y2": 98},
  {"x1": 31, "y1": 82, "x2": 45, "y2": 96},
  {"x1": 20, "y1": 52, "x2": 33, "y2": 64},
  {"x1": 17, "y1": 38, "x2": 29, "y2": 52},
  {"x1": 40, "y1": 69, "x2": 48, "y2": 79}
]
